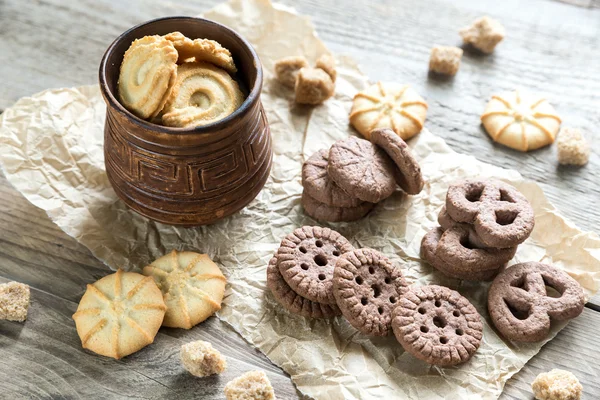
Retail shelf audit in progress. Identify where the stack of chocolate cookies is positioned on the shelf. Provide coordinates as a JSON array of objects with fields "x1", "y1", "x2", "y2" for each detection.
[
  {"x1": 301, "y1": 128, "x2": 424, "y2": 222},
  {"x1": 421, "y1": 178, "x2": 535, "y2": 281}
]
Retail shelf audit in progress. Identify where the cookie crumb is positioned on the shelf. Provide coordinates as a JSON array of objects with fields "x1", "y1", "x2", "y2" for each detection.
[
  {"x1": 460, "y1": 16, "x2": 505, "y2": 53},
  {"x1": 557, "y1": 128, "x2": 590, "y2": 166},
  {"x1": 429, "y1": 46, "x2": 463, "y2": 76},
  {"x1": 532, "y1": 369, "x2": 582, "y2": 400},
  {"x1": 295, "y1": 67, "x2": 335, "y2": 105},
  {"x1": 180, "y1": 340, "x2": 227, "y2": 377},
  {"x1": 274, "y1": 56, "x2": 309, "y2": 88},
  {"x1": 316, "y1": 53, "x2": 337, "y2": 82},
  {"x1": 224, "y1": 370, "x2": 275, "y2": 400},
  {"x1": 0, "y1": 281, "x2": 30, "y2": 322}
]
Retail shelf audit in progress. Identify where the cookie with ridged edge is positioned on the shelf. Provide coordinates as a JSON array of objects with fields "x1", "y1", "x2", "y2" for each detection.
[
  {"x1": 333, "y1": 248, "x2": 409, "y2": 336},
  {"x1": 267, "y1": 255, "x2": 341, "y2": 318},
  {"x1": 277, "y1": 226, "x2": 354, "y2": 305},
  {"x1": 301, "y1": 191, "x2": 374, "y2": 222},
  {"x1": 392, "y1": 285, "x2": 483, "y2": 366}
]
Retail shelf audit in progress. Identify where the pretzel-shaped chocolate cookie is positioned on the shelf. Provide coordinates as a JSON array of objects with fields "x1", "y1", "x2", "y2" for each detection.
[
  {"x1": 446, "y1": 179, "x2": 534, "y2": 248},
  {"x1": 488, "y1": 262, "x2": 585, "y2": 342}
]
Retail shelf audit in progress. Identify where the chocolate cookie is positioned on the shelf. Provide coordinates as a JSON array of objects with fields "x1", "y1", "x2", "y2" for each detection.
[
  {"x1": 301, "y1": 191, "x2": 374, "y2": 222},
  {"x1": 437, "y1": 205, "x2": 487, "y2": 249},
  {"x1": 392, "y1": 285, "x2": 483, "y2": 366},
  {"x1": 267, "y1": 255, "x2": 341, "y2": 319},
  {"x1": 445, "y1": 179, "x2": 534, "y2": 248},
  {"x1": 277, "y1": 226, "x2": 354, "y2": 305},
  {"x1": 370, "y1": 128, "x2": 424, "y2": 195},
  {"x1": 302, "y1": 149, "x2": 362, "y2": 207},
  {"x1": 327, "y1": 137, "x2": 397, "y2": 203},
  {"x1": 420, "y1": 227, "x2": 515, "y2": 281},
  {"x1": 488, "y1": 262, "x2": 585, "y2": 342},
  {"x1": 333, "y1": 248, "x2": 408, "y2": 336}
]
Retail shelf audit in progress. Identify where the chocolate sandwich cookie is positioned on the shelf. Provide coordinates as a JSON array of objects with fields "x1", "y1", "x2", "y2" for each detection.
[
  {"x1": 370, "y1": 128, "x2": 424, "y2": 195},
  {"x1": 278, "y1": 226, "x2": 354, "y2": 305},
  {"x1": 333, "y1": 248, "x2": 408, "y2": 336},
  {"x1": 445, "y1": 179, "x2": 534, "y2": 248},
  {"x1": 302, "y1": 149, "x2": 363, "y2": 208},
  {"x1": 392, "y1": 285, "x2": 483, "y2": 366},
  {"x1": 488, "y1": 262, "x2": 585, "y2": 342},
  {"x1": 267, "y1": 255, "x2": 341, "y2": 319},
  {"x1": 327, "y1": 136, "x2": 397, "y2": 203},
  {"x1": 301, "y1": 191, "x2": 374, "y2": 222}
]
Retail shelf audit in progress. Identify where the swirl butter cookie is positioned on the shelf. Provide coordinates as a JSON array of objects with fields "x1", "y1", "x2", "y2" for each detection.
[
  {"x1": 488, "y1": 262, "x2": 585, "y2": 342},
  {"x1": 333, "y1": 248, "x2": 409, "y2": 336},
  {"x1": 118, "y1": 35, "x2": 178, "y2": 119},
  {"x1": 142, "y1": 250, "x2": 226, "y2": 329},
  {"x1": 277, "y1": 226, "x2": 354, "y2": 305},
  {"x1": 328, "y1": 136, "x2": 397, "y2": 203},
  {"x1": 267, "y1": 255, "x2": 341, "y2": 318},
  {"x1": 392, "y1": 285, "x2": 483, "y2": 366},
  {"x1": 162, "y1": 62, "x2": 245, "y2": 128},
  {"x1": 164, "y1": 32, "x2": 237, "y2": 73},
  {"x1": 302, "y1": 149, "x2": 362, "y2": 207},
  {"x1": 72, "y1": 270, "x2": 166, "y2": 359},
  {"x1": 350, "y1": 82, "x2": 428, "y2": 140}
]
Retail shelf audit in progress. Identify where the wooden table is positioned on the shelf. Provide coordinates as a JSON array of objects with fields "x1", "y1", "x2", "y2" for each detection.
[{"x1": 1, "y1": 0, "x2": 599, "y2": 398}]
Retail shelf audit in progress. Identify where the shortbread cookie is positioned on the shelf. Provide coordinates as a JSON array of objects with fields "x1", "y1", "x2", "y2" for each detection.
[
  {"x1": 532, "y1": 369, "x2": 582, "y2": 400},
  {"x1": 180, "y1": 340, "x2": 227, "y2": 377},
  {"x1": 460, "y1": 16, "x2": 505, "y2": 54},
  {"x1": 302, "y1": 149, "x2": 362, "y2": 207},
  {"x1": 0, "y1": 281, "x2": 30, "y2": 322},
  {"x1": 316, "y1": 53, "x2": 337, "y2": 82},
  {"x1": 488, "y1": 262, "x2": 585, "y2": 342},
  {"x1": 328, "y1": 136, "x2": 397, "y2": 203},
  {"x1": 557, "y1": 127, "x2": 590, "y2": 166},
  {"x1": 350, "y1": 82, "x2": 428, "y2": 140},
  {"x1": 142, "y1": 250, "x2": 226, "y2": 329},
  {"x1": 446, "y1": 178, "x2": 534, "y2": 248},
  {"x1": 164, "y1": 32, "x2": 237, "y2": 73},
  {"x1": 429, "y1": 46, "x2": 463, "y2": 76},
  {"x1": 224, "y1": 370, "x2": 275, "y2": 400},
  {"x1": 333, "y1": 248, "x2": 409, "y2": 336},
  {"x1": 301, "y1": 192, "x2": 375, "y2": 222},
  {"x1": 295, "y1": 67, "x2": 335, "y2": 105},
  {"x1": 278, "y1": 226, "x2": 354, "y2": 304},
  {"x1": 274, "y1": 55, "x2": 309, "y2": 88},
  {"x1": 72, "y1": 270, "x2": 166, "y2": 359},
  {"x1": 162, "y1": 62, "x2": 244, "y2": 128},
  {"x1": 118, "y1": 35, "x2": 178, "y2": 119},
  {"x1": 370, "y1": 128, "x2": 424, "y2": 195},
  {"x1": 481, "y1": 90, "x2": 562, "y2": 151},
  {"x1": 267, "y1": 255, "x2": 341, "y2": 318},
  {"x1": 392, "y1": 285, "x2": 483, "y2": 366}
]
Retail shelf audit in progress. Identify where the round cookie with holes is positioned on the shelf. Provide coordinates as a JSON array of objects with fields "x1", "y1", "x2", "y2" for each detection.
[
  {"x1": 392, "y1": 285, "x2": 483, "y2": 366},
  {"x1": 277, "y1": 226, "x2": 354, "y2": 305},
  {"x1": 267, "y1": 255, "x2": 341, "y2": 318},
  {"x1": 333, "y1": 248, "x2": 408, "y2": 336}
]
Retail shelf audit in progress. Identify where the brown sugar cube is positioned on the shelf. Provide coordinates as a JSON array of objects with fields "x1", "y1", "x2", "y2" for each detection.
[
  {"x1": 294, "y1": 67, "x2": 335, "y2": 105},
  {"x1": 429, "y1": 46, "x2": 463, "y2": 75},
  {"x1": 557, "y1": 127, "x2": 590, "y2": 166},
  {"x1": 274, "y1": 56, "x2": 309, "y2": 88},
  {"x1": 0, "y1": 281, "x2": 30, "y2": 322},
  {"x1": 224, "y1": 370, "x2": 275, "y2": 400},
  {"x1": 460, "y1": 16, "x2": 505, "y2": 53},
  {"x1": 315, "y1": 53, "x2": 337, "y2": 82},
  {"x1": 180, "y1": 340, "x2": 227, "y2": 377},
  {"x1": 532, "y1": 369, "x2": 582, "y2": 400}
]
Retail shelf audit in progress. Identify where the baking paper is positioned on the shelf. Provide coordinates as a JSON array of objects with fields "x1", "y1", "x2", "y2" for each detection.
[{"x1": 1, "y1": 0, "x2": 599, "y2": 399}]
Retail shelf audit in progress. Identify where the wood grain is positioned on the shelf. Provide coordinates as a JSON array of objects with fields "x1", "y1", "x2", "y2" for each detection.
[{"x1": 0, "y1": 0, "x2": 599, "y2": 399}]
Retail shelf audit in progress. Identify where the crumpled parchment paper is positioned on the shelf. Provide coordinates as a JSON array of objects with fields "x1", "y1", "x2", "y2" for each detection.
[{"x1": 1, "y1": 0, "x2": 599, "y2": 399}]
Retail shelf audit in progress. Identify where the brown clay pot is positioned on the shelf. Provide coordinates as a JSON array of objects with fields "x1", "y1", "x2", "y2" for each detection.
[{"x1": 99, "y1": 17, "x2": 272, "y2": 226}]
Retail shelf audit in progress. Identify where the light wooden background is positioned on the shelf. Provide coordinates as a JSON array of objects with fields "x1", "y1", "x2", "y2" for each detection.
[{"x1": 0, "y1": 0, "x2": 599, "y2": 399}]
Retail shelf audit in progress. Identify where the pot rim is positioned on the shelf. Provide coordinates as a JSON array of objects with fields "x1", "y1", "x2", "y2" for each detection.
[{"x1": 99, "y1": 16, "x2": 263, "y2": 136}]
